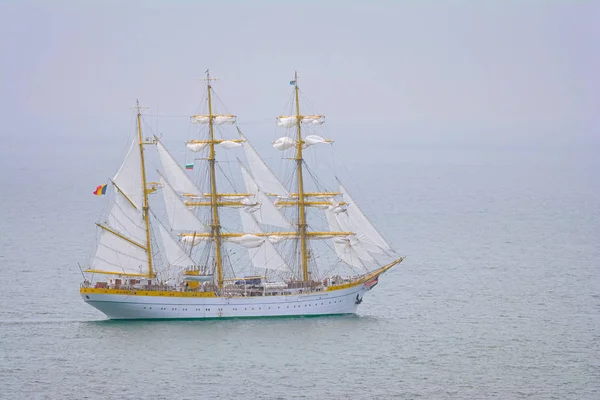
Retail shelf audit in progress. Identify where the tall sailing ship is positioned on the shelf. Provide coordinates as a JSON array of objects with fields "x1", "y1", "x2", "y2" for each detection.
[{"x1": 80, "y1": 72, "x2": 403, "y2": 319}]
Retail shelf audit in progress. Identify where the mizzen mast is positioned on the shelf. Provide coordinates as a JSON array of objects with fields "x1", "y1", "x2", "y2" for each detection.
[
  {"x1": 292, "y1": 72, "x2": 310, "y2": 282},
  {"x1": 135, "y1": 100, "x2": 155, "y2": 278}
]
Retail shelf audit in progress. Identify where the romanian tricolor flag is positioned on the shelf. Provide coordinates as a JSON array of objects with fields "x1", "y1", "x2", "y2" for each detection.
[{"x1": 93, "y1": 184, "x2": 107, "y2": 196}]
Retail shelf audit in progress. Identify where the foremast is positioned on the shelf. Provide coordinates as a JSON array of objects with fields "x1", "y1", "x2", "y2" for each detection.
[
  {"x1": 292, "y1": 72, "x2": 310, "y2": 282},
  {"x1": 135, "y1": 100, "x2": 155, "y2": 278},
  {"x1": 205, "y1": 71, "x2": 225, "y2": 289}
]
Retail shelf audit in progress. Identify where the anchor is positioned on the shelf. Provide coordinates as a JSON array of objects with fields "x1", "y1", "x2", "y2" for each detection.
[{"x1": 355, "y1": 294, "x2": 363, "y2": 305}]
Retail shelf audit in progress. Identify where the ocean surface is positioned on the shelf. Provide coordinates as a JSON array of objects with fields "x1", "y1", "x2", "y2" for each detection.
[{"x1": 0, "y1": 133, "x2": 598, "y2": 399}]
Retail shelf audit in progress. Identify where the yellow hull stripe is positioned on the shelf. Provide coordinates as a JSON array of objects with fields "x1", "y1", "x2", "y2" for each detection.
[
  {"x1": 84, "y1": 269, "x2": 151, "y2": 278},
  {"x1": 81, "y1": 288, "x2": 216, "y2": 298}
]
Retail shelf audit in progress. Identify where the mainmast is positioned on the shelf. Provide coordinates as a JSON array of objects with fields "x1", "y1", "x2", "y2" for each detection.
[
  {"x1": 205, "y1": 70, "x2": 225, "y2": 289},
  {"x1": 135, "y1": 100, "x2": 154, "y2": 278},
  {"x1": 293, "y1": 72, "x2": 310, "y2": 282}
]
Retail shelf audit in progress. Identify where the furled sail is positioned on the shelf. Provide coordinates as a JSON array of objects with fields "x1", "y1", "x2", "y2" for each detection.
[
  {"x1": 191, "y1": 114, "x2": 236, "y2": 125},
  {"x1": 239, "y1": 162, "x2": 292, "y2": 228},
  {"x1": 239, "y1": 209, "x2": 292, "y2": 272},
  {"x1": 303, "y1": 135, "x2": 329, "y2": 148},
  {"x1": 301, "y1": 115, "x2": 325, "y2": 125},
  {"x1": 156, "y1": 139, "x2": 201, "y2": 196},
  {"x1": 239, "y1": 129, "x2": 289, "y2": 197},
  {"x1": 276, "y1": 116, "x2": 297, "y2": 128},
  {"x1": 180, "y1": 235, "x2": 210, "y2": 246},
  {"x1": 273, "y1": 136, "x2": 296, "y2": 151},
  {"x1": 276, "y1": 115, "x2": 324, "y2": 127},
  {"x1": 159, "y1": 174, "x2": 207, "y2": 232},
  {"x1": 113, "y1": 139, "x2": 143, "y2": 209},
  {"x1": 219, "y1": 140, "x2": 243, "y2": 149},
  {"x1": 340, "y1": 185, "x2": 392, "y2": 253},
  {"x1": 226, "y1": 234, "x2": 265, "y2": 248},
  {"x1": 186, "y1": 143, "x2": 207, "y2": 152}
]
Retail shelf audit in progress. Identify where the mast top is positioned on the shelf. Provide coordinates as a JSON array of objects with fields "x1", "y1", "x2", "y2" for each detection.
[
  {"x1": 131, "y1": 99, "x2": 149, "y2": 115},
  {"x1": 291, "y1": 71, "x2": 299, "y2": 88},
  {"x1": 202, "y1": 69, "x2": 219, "y2": 85}
]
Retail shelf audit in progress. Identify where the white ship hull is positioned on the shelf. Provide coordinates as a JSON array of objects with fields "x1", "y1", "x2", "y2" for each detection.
[{"x1": 82, "y1": 284, "x2": 370, "y2": 320}]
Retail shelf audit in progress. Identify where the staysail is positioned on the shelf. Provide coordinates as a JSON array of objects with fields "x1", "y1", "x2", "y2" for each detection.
[
  {"x1": 340, "y1": 184, "x2": 392, "y2": 253},
  {"x1": 239, "y1": 162, "x2": 292, "y2": 228},
  {"x1": 239, "y1": 129, "x2": 289, "y2": 197},
  {"x1": 325, "y1": 208, "x2": 372, "y2": 269},
  {"x1": 156, "y1": 138, "x2": 201, "y2": 196},
  {"x1": 238, "y1": 208, "x2": 292, "y2": 272},
  {"x1": 158, "y1": 174, "x2": 207, "y2": 232},
  {"x1": 156, "y1": 221, "x2": 196, "y2": 271}
]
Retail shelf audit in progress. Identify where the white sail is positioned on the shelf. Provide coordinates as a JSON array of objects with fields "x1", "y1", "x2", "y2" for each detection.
[
  {"x1": 191, "y1": 115, "x2": 210, "y2": 124},
  {"x1": 301, "y1": 115, "x2": 325, "y2": 125},
  {"x1": 226, "y1": 234, "x2": 265, "y2": 248},
  {"x1": 239, "y1": 130, "x2": 290, "y2": 197},
  {"x1": 340, "y1": 185, "x2": 392, "y2": 253},
  {"x1": 156, "y1": 139, "x2": 201, "y2": 196},
  {"x1": 276, "y1": 115, "x2": 324, "y2": 127},
  {"x1": 91, "y1": 227, "x2": 149, "y2": 275},
  {"x1": 113, "y1": 139, "x2": 143, "y2": 209},
  {"x1": 239, "y1": 209, "x2": 291, "y2": 272},
  {"x1": 191, "y1": 114, "x2": 236, "y2": 125},
  {"x1": 159, "y1": 175, "x2": 207, "y2": 232},
  {"x1": 276, "y1": 116, "x2": 297, "y2": 128},
  {"x1": 106, "y1": 186, "x2": 146, "y2": 244},
  {"x1": 325, "y1": 209, "x2": 371, "y2": 269},
  {"x1": 334, "y1": 208, "x2": 383, "y2": 255},
  {"x1": 239, "y1": 162, "x2": 292, "y2": 228},
  {"x1": 273, "y1": 136, "x2": 295, "y2": 151},
  {"x1": 219, "y1": 140, "x2": 243, "y2": 149},
  {"x1": 156, "y1": 222, "x2": 196, "y2": 269},
  {"x1": 186, "y1": 142, "x2": 208, "y2": 152},
  {"x1": 303, "y1": 135, "x2": 329, "y2": 148},
  {"x1": 214, "y1": 115, "x2": 236, "y2": 125}
]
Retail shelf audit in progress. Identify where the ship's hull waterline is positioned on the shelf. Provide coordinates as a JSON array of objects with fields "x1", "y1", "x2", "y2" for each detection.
[{"x1": 81, "y1": 284, "x2": 369, "y2": 320}]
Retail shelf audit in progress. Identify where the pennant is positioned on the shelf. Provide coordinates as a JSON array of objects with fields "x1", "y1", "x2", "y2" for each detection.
[{"x1": 93, "y1": 184, "x2": 107, "y2": 196}]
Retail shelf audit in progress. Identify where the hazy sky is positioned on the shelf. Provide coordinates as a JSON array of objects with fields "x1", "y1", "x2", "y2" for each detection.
[{"x1": 1, "y1": 1, "x2": 598, "y2": 153}]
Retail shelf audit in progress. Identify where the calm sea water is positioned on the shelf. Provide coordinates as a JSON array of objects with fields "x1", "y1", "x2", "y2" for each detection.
[{"x1": 0, "y1": 134, "x2": 598, "y2": 399}]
